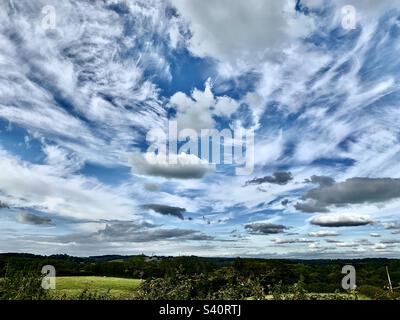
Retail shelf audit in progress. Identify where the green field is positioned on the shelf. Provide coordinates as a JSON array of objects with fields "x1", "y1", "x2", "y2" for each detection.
[{"x1": 52, "y1": 276, "x2": 142, "y2": 299}]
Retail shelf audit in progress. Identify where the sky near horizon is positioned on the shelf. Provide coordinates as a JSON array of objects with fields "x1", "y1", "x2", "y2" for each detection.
[{"x1": 1, "y1": 0, "x2": 400, "y2": 258}]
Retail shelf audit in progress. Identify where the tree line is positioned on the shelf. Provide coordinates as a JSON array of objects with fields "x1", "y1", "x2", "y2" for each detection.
[{"x1": 1, "y1": 253, "x2": 399, "y2": 298}]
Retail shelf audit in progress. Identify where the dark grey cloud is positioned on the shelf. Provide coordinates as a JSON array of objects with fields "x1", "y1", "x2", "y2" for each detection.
[
  {"x1": 143, "y1": 183, "x2": 161, "y2": 192},
  {"x1": 245, "y1": 171, "x2": 293, "y2": 186},
  {"x1": 384, "y1": 221, "x2": 400, "y2": 230},
  {"x1": 16, "y1": 212, "x2": 53, "y2": 225},
  {"x1": 57, "y1": 221, "x2": 213, "y2": 243},
  {"x1": 307, "y1": 177, "x2": 400, "y2": 204},
  {"x1": 294, "y1": 200, "x2": 329, "y2": 213},
  {"x1": 143, "y1": 204, "x2": 186, "y2": 220},
  {"x1": 296, "y1": 177, "x2": 400, "y2": 213},
  {"x1": 304, "y1": 175, "x2": 335, "y2": 187},
  {"x1": 325, "y1": 239, "x2": 342, "y2": 243},
  {"x1": 310, "y1": 214, "x2": 373, "y2": 227},
  {"x1": 0, "y1": 201, "x2": 9, "y2": 209},
  {"x1": 245, "y1": 223, "x2": 288, "y2": 235},
  {"x1": 281, "y1": 199, "x2": 289, "y2": 206},
  {"x1": 380, "y1": 239, "x2": 400, "y2": 244}
]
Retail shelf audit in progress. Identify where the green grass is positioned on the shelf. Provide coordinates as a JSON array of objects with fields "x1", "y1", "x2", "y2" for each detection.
[{"x1": 51, "y1": 276, "x2": 142, "y2": 299}]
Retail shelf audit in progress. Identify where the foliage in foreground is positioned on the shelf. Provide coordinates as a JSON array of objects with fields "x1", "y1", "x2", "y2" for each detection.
[
  {"x1": 135, "y1": 268, "x2": 265, "y2": 300},
  {"x1": 358, "y1": 285, "x2": 400, "y2": 300},
  {"x1": 1, "y1": 258, "x2": 399, "y2": 300},
  {"x1": 0, "y1": 265, "x2": 49, "y2": 300},
  {"x1": 135, "y1": 268, "x2": 388, "y2": 300}
]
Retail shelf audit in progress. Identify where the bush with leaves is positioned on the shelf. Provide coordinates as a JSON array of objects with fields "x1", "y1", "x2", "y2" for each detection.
[
  {"x1": 269, "y1": 280, "x2": 357, "y2": 300},
  {"x1": 0, "y1": 265, "x2": 49, "y2": 300},
  {"x1": 135, "y1": 269, "x2": 193, "y2": 300},
  {"x1": 135, "y1": 267, "x2": 266, "y2": 300},
  {"x1": 270, "y1": 281, "x2": 307, "y2": 300},
  {"x1": 76, "y1": 288, "x2": 112, "y2": 300}
]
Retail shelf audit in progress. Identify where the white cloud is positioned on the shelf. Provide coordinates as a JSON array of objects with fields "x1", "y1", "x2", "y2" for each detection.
[
  {"x1": 170, "y1": 79, "x2": 215, "y2": 131},
  {"x1": 304, "y1": 0, "x2": 398, "y2": 19},
  {"x1": 171, "y1": 0, "x2": 316, "y2": 73},
  {"x1": 214, "y1": 96, "x2": 240, "y2": 118},
  {"x1": 0, "y1": 0, "x2": 400, "y2": 257},
  {"x1": 273, "y1": 237, "x2": 314, "y2": 244},
  {"x1": 170, "y1": 79, "x2": 240, "y2": 132},
  {"x1": 129, "y1": 152, "x2": 212, "y2": 179},
  {"x1": 310, "y1": 213, "x2": 373, "y2": 227},
  {"x1": 0, "y1": 149, "x2": 136, "y2": 220},
  {"x1": 308, "y1": 230, "x2": 339, "y2": 237},
  {"x1": 42, "y1": 144, "x2": 83, "y2": 175},
  {"x1": 0, "y1": 0, "x2": 170, "y2": 166}
]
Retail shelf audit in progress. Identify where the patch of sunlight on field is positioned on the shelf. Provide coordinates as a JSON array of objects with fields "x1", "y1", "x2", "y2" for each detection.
[{"x1": 51, "y1": 276, "x2": 142, "y2": 299}]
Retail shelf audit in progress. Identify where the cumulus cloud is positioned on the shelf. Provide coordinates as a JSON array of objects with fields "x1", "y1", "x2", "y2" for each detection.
[
  {"x1": 129, "y1": 152, "x2": 212, "y2": 179},
  {"x1": 16, "y1": 212, "x2": 53, "y2": 225},
  {"x1": 245, "y1": 172, "x2": 293, "y2": 186},
  {"x1": 169, "y1": 79, "x2": 240, "y2": 132},
  {"x1": 308, "y1": 230, "x2": 339, "y2": 237},
  {"x1": 143, "y1": 204, "x2": 186, "y2": 220},
  {"x1": 171, "y1": 0, "x2": 315, "y2": 72},
  {"x1": 310, "y1": 213, "x2": 373, "y2": 227},
  {"x1": 307, "y1": 177, "x2": 400, "y2": 204},
  {"x1": 245, "y1": 223, "x2": 288, "y2": 235},
  {"x1": 296, "y1": 177, "x2": 400, "y2": 212}
]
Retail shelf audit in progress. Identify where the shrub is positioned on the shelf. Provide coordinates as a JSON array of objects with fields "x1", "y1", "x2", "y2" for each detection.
[
  {"x1": 358, "y1": 285, "x2": 384, "y2": 299},
  {"x1": 0, "y1": 265, "x2": 49, "y2": 300},
  {"x1": 76, "y1": 288, "x2": 112, "y2": 300},
  {"x1": 135, "y1": 268, "x2": 265, "y2": 300}
]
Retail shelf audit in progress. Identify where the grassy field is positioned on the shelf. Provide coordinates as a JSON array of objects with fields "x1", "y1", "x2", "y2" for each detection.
[
  {"x1": 52, "y1": 276, "x2": 142, "y2": 299},
  {"x1": 49, "y1": 276, "x2": 370, "y2": 300}
]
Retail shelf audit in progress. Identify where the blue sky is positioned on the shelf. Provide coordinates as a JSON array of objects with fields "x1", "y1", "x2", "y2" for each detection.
[{"x1": 1, "y1": 0, "x2": 400, "y2": 258}]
